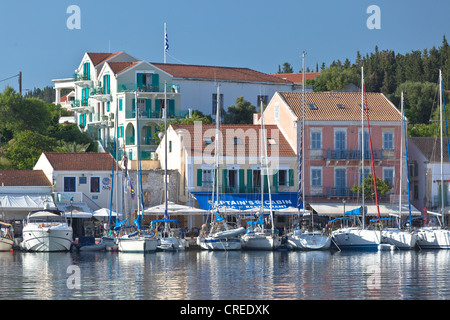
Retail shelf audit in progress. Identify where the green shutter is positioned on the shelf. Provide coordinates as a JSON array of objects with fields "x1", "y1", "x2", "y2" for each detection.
[
  {"x1": 222, "y1": 169, "x2": 228, "y2": 193},
  {"x1": 239, "y1": 169, "x2": 245, "y2": 193},
  {"x1": 146, "y1": 99, "x2": 152, "y2": 118},
  {"x1": 197, "y1": 169, "x2": 202, "y2": 187},
  {"x1": 169, "y1": 99, "x2": 175, "y2": 117},
  {"x1": 273, "y1": 170, "x2": 278, "y2": 193},
  {"x1": 263, "y1": 172, "x2": 269, "y2": 192},
  {"x1": 107, "y1": 102, "x2": 110, "y2": 112},
  {"x1": 137, "y1": 73, "x2": 143, "y2": 90},
  {"x1": 247, "y1": 169, "x2": 253, "y2": 193},
  {"x1": 289, "y1": 169, "x2": 294, "y2": 186},
  {"x1": 119, "y1": 98, "x2": 123, "y2": 111},
  {"x1": 155, "y1": 99, "x2": 161, "y2": 116},
  {"x1": 152, "y1": 73, "x2": 159, "y2": 91}
]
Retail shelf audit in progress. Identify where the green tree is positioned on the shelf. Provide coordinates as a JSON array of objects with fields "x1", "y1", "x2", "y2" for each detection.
[
  {"x1": 4, "y1": 130, "x2": 62, "y2": 169},
  {"x1": 277, "y1": 62, "x2": 293, "y2": 74},
  {"x1": 313, "y1": 65, "x2": 360, "y2": 92},
  {"x1": 223, "y1": 97, "x2": 256, "y2": 124},
  {"x1": 351, "y1": 174, "x2": 393, "y2": 200}
]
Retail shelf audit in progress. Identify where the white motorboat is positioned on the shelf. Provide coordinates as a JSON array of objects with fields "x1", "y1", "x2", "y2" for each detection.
[
  {"x1": 0, "y1": 222, "x2": 14, "y2": 251},
  {"x1": 21, "y1": 211, "x2": 73, "y2": 252}
]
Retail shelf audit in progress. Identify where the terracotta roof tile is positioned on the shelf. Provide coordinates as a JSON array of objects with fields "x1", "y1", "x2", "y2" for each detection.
[
  {"x1": 279, "y1": 92, "x2": 401, "y2": 122},
  {"x1": 270, "y1": 72, "x2": 320, "y2": 84},
  {"x1": 152, "y1": 63, "x2": 292, "y2": 84},
  {"x1": 43, "y1": 153, "x2": 115, "y2": 171},
  {"x1": 87, "y1": 52, "x2": 121, "y2": 66},
  {"x1": 107, "y1": 61, "x2": 142, "y2": 75},
  {"x1": 171, "y1": 124, "x2": 295, "y2": 158},
  {"x1": 0, "y1": 170, "x2": 51, "y2": 186}
]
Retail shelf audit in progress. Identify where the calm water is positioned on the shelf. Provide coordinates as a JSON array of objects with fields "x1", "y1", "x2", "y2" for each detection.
[{"x1": 0, "y1": 249, "x2": 449, "y2": 300}]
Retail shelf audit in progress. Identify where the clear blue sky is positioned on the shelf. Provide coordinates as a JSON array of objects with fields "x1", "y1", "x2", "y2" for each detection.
[{"x1": 1, "y1": 0, "x2": 449, "y2": 92}]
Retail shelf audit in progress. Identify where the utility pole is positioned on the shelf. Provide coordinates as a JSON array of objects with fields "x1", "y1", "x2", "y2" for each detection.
[{"x1": 18, "y1": 72, "x2": 22, "y2": 96}]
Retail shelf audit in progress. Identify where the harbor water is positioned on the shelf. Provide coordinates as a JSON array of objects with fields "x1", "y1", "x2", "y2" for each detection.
[{"x1": 0, "y1": 248, "x2": 449, "y2": 301}]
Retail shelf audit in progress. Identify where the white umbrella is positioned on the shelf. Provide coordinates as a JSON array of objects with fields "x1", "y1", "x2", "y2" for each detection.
[{"x1": 93, "y1": 208, "x2": 117, "y2": 221}]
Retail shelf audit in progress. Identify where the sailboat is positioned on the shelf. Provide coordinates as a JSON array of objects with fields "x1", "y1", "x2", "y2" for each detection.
[
  {"x1": 415, "y1": 70, "x2": 450, "y2": 249},
  {"x1": 241, "y1": 89, "x2": 281, "y2": 250},
  {"x1": 152, "y1": 80, "x2": 188, "y2": 251},
  {"x1": 287, "y1": 51, "x2": 331, "y2": 251},
  {"x1": 380, "y1": 92, "x2": 417, "y2": 249},
  {"x1": 331, "y1": 67, "x2": 381, "y2": 250},
  {"x1": 117, "y1": 91, "x2": 159, "y2": 253},
  {"x1": 196, "y1": 84, "x2": 246, "y2": 250}
]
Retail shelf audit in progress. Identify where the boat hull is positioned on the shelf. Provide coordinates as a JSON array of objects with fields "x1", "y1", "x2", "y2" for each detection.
[
  {"x1": 332, "y1": 228, "x2": 380, "y2": 251},
  {"x1": 415, "y1": 227, "x2": 450, "y2": 249},
  {"x1": 118, "y1": 237, "x2": 159, "y2": 253},
  {"x1": 288, "y1": 232, "x2": 331, "y2": 250},
  {"x1": 21, "y1": 227, "x2": 73, "y2": 252},
  {"x1": 0, "y1": 237, "x2": 14, "y2": 251},
  {"x1": 197, "y1": 237, "x2": 242, "y2": 250},
  {"x1": 381, "y1": 228, "x2": 417, "y2": 249},
  {"x1": 157, "y1": 236, "x2": 188, "y2": 251},
  {"x1": 242, "y1": 233, "x2": 281, "y2": 250}
]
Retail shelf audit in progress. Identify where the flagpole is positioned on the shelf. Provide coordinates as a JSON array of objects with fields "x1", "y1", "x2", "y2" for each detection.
[{"x1": 164, "y1": 22, "x2": 167, "y2": 64}]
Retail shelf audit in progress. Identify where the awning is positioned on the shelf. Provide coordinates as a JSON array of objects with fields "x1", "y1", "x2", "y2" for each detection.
[
  {"x1": 0, "y1": 194, "x2": 56, "y2": 210},
  {"x1": 309, "y1": 202, "x2": 422, "y2": 217},
  {"x1": 192, "y1": 192, "x2": 299, "y2": 211},
  {"x1": 56, "y1": 202, "x2": 93, "y2": 218},
  {"x1": 143, "y1": 201, "x2": 208, "y2": 215}
]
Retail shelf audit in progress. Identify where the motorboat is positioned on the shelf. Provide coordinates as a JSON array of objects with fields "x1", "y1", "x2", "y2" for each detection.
[
  {"x1": 0, "y1": 222, "x2": 14, "y2": 251},
  {"x1": 21, "y1": 210, "x2": 73, "y2": 252}
]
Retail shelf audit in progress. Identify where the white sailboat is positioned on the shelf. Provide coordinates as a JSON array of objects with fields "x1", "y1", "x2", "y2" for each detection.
[
  {"x1": 287, "y1": 51, "x2": 331, "y2": 250},
  {"x1": 241, "y1": 87, "x2": 281, "y2": 250},
  {"x1": 415, "y1": 70, "x2": 450, "y2": 249},
  {"x1": 380, "y1": 92, "x2": 417, "y2": 249},
  {"x1": 0, "y1": 222, "x2": 14, "y2": 251},
  {"x1": 197, "y1": 84, "x2": 245, "y2": 250},
  {"x1": 331, "y1": 67, "x2": 381, "y2": 250},
  {"x1": 117, "y1": 91, "x2": 159, "y2": 253},
  {"x1": 152, "y1": 82, "x2": 189, "y2": 251}
]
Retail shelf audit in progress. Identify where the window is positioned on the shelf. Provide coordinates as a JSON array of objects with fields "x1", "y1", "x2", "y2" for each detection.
[
  {"x1": 311, "y1": 131, "x2": 322, "y2": 149},
  {"x1": 234, "y1": 137, "x2": 242, "y2": 145},
  {"x1": 383, "y1": 168, "x2": 394, "y2": 187},
  {"x1": 311, "y1": 168, "x2": 322, "y2": 187},
  {"x1": 335, "y1": 130, "x2": 346, "y2": 151},
  {"x1": 212, "y1": 93, "x2": 223, "y2": 115},
  {"x1": 228, "y1": 170, "x2": 238, "y2": 191},
  {"x1": 278, "y1": 170, "x2": 288, "y2": 186},
  {"x1": 64, "y1": 177, "x2": 76, "y2": 192},
  {"x1": 203, "y1": 169, "x2": 213, "y2": 186},
  {"x1": 337, "y1": 104, "x2": 345, "y2": 109},
  {"x1": 383, "y1": 132, "x2": 394, "y2": 150},
  {"x1": 253, "y1": 170, "x2": 261, "y2": 187},
  {"x1": 309, "y1": 103, "x2": 318, "y2": 110},
  {"x1": 90, "y1": 177, "x2": 100, "y2": 193}
]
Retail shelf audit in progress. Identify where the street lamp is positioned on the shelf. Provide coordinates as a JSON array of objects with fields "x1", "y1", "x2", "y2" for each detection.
[
  {"x1": 342, "y1": 198, "x2": 346, "y2": 215},
  {"x1": 70, "y1": 197, "x2": 73, "y2": 227}
]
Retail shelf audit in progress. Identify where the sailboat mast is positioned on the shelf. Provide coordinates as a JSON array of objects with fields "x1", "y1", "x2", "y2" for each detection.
[
  {"x1": 261, "y1": 96, "x2": 274, "y2": 235},
  {"x1": 399, "y1": 92, "x2": 403, "y2": 226},
  {"x1": 302, "y1": 52, "x2": 306, "y2": 225},
  {"x1": 215, "y1": 84, "x2": 220, "y2": 213},
  {"x1": 402, "y1": 92, "x2": 413, "y2": 230},
  {"x1": 440, "y1": 69, "x2": 444, "y2": 223},
  {"x1": 361, "y1": 67, "x2": 365, "y2": 228}
]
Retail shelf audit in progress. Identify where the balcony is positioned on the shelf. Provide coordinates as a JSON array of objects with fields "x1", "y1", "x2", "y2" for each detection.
[
  {"x1": 125, "y1": 109, "x2": 189, "y2": 120},
  {"x1": 117, "y1": 83, "x2": 180, "y2": 93},
  {"x1": 90, "y1": 87, "x2": 112, "y2": 102},
  {"x1": 326, "y1": 149, "x2": 383, "y2": 160},
  {"x1": 73, "y1": 73, "x2": 93, "y2": 88},
  {"x1": 326, "y1": 187, "x2": 354, "y2": 197},
  {"x1": 71, "y1": 99, "x2": 92, "y2": 114}
]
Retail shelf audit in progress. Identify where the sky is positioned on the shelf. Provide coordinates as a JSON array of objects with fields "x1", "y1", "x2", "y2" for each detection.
[{"x1": 1, "y1": 0, "x2": 450, "y2": 93}]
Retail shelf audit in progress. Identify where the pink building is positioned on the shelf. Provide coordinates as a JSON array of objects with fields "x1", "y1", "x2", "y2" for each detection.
[{"x1": 261, "y1": 91, "x2": 404, "y2": 216}]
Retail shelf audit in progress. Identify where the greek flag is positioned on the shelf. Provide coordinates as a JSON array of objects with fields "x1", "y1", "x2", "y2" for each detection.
[{"x1": 165, "y1": 32, "x2": 169, "y2": 52}]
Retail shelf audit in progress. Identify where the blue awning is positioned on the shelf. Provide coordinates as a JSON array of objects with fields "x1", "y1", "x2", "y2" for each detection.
[{"x1": 192, "y1": 192, "x2": 301, "y2": 211}]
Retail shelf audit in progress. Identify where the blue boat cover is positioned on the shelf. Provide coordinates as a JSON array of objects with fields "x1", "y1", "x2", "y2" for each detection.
[
  {"x1": 192, "y1": 192, "x2": 300, "y2": 211},
  {"x1": 345, "y1": 207, "x2": 362, "y2": 216}
]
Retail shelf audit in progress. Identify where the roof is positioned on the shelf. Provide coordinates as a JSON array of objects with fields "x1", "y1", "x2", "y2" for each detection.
[
  {"x1": 151, "y1": 63, "x2": 293, "y2": 84},
  {"x1": 107, "y1": 61, "x2": 142, "y2": 75},
  {"x1": 278, "y1": 92, "x2": 401, "y2": 122},
  {"x1": 42, "y1": 153, "x2": 115, "y2": 171},
  {"x1": 0, "y1": 170, "x2": 51, "y2": 187},
  {"x1": 409, "y1": 137, "x2": 449, "y2": 162},
  {"x1": 170, "y1": 124, "x2": 296, "y2": 158},
  {"x1": 86, "y1": 52, "x2": 122, "y2": 66},
  {"x1": 270, "y1": 72, "x2": 320, "y2": 84}
]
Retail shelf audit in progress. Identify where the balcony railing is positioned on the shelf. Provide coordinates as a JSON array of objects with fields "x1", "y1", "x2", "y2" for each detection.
[
  {"x1": 125, "y1": 109, "x2": 189, "y2": 119},
  {"x1": 117, "y1": 83, "x2": 180, "y2": 93},
  {"x1": 71, "y1": 99, "x2": 89, "y2": 107},
  {"x1": 326, "y1": 149, "x2": 383, "y2": 160},
  {"x1": 326, "y1": 187, "x2": 354, "y2": 197},
  {"x1": 73, "y1": 73, "x2": 90, "y2": 81},
  {"x1": 125, "y1": 136, "x2": 135, "y2": 145}
]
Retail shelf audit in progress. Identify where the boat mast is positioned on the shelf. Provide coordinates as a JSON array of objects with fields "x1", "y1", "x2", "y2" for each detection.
[
  {"x1": 361, "y1": 67, "x2": 365, "y2": 228},
  {"x1": 302, "y1": 51, "x2": 307, "y2": 228},
  {"x1": 164, "y1": 80, "x2": 169, "y2": 233},
  {"x1": 399, "y1": 92, "x2": 403, "y2": 227},
  {"x1": 439, "y1": 69, "x2": 444, "y2": 226}
]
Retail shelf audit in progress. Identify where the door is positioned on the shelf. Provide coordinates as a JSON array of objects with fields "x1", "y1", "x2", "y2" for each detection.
[{"x1": 335, "y1": 169, "x2": 346, "y2": 196}]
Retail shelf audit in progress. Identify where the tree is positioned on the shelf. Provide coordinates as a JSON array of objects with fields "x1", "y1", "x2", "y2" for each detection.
[
  {"x1": 4, "y1": 130, "x2": 63, "y2": 169},
  {"x1": 350, "y1": 174, "x2": 393, "y2": 200},
  {"x1": 223, "y1": 97, "x2": 256, "y2": 124},
  {"x1": 277, "y1": 62, "x2": 293, "y2": 74},
  {"x1": 313, "y1": 66, "x2": 360, "y2": 92}
]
